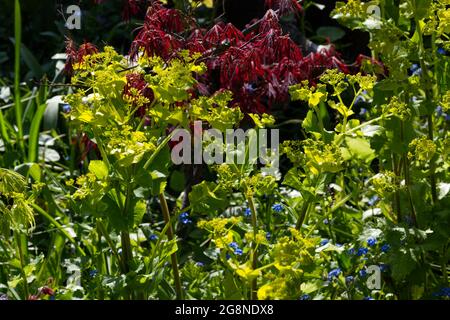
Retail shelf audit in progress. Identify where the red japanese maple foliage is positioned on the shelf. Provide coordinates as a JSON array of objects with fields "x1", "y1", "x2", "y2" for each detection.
[
  {"x1": 65, "y1": 39, "x2": 99, "y2": 76},
  {"x1": 128, "y1": 2, "x2": 383, "y2": 114},
  {"x1": 78, "y1": 1, "x2": 380, "y2": 115}
]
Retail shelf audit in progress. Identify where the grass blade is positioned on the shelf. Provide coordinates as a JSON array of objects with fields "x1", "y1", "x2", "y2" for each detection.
[
  {"x1": 0, "y1": 109, "x2": 10, "y2": 145},
  {"x1": 14, "y1": 0, "x2": 24, "y2": 153},
  {"x1": 28, "y1": 103, "x2": 47, "y2": 162}
]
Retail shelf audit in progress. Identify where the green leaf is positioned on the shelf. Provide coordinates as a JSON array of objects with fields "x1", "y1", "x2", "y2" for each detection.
[
  {"x1": 283, "y1": 168, "x2": 303, "y2": 190},
  {"x1": 19, "y1": 42, "x2": 44, "y2": 78},
  {"x1": 132, "y1": 200, "x2": 146, "y2": 228},
  {"x1": 414, "y1": 0, "x2": 431, "y2": 20},
  {"x1": 317, "y1": 26, "x2": 346, "y2": 42},
  {"x1": 189, "y1": 181, "x2": 227, "y2": 213},
  {"x1": 169, "y1": 170, "x2": 185, "y2": 193},
  {"x1": 389, "y1": 248, "x2": 417, "y2": 281},
  {"x1": 343, "y1": 137, "x2": 375, "y2": 162},
  {"x1": 150, "y1": 170, "x2": 168, "y2": 196},
  {"x1": 302, "y1": 110, "x2": 320, "y2": 133},
  {"x1": 88, "y1": 160, "x2": 109, "y2": 180}
]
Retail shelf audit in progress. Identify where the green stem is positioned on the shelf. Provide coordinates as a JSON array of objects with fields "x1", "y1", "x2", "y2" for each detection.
[
  {"x1": 14, "y1": 232, "x2": 29, "y2": 299},
  {"x1": 427, "y1": 115, "x2": 438, "y2": 204},
  {"x1": 400, "y1": 119, "x2": 417, "y2": 226},
  {"x1": 14, "y1": 0, "x2": 24, "y2": 155},
  {"x1": 413, "y1": 6, "x2": 438, "y2": 204},
  {"x1": 158, "y1": 193, "x2": 183, "y2": 300},
  {"x1": 96, "y1": 219, "x2": 122, "y2": 269},
  {"x1": 247, "y1": 194, "x2": 258, "y2": 300},
  {"x1": 392, "y1": 154, "x2": 401, "y2": 223},
  {"x1": 120, "y1": 181, "x2": 134, "y2": 275}
]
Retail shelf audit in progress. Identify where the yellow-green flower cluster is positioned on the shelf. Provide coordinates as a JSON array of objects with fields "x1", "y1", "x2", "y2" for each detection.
[
  {"x1": 289, "y1": 80, "x2": 328, "y2": 108},
  {"x1": 384, "y1": 96, "x2": 411, "y2": 120},
  {"x1": 0, "y1": 169, "x2": 35, "y2": 231},
  {"x1": 408, "y1": 137, "x2": 437, "y2": 163},
  {"x1": 282, "y1": 140, "x2": 304, "y2": 166},
  {"x1": 302, "y1": 139, "x2": 344, "y2": 175},
  {"x1": 332, "y1": 0, "x2": 368, "y2": 21},
  {"x1": 197, "y1": 216, "x2": 242, "y2": 233},
  {"x1": 103, "y1": 126, "x2": 156, "y2": 167},
  {"x1": 70, "y1": 172, "x2": 108, "y2": 201},
  {"x1": 440, "y1": 91, "x2": 450, "y2": 112},
  {"x1": 242, "y1": 173, "x2": 277, "y2": 197},
  {"x1": 371, "y1": 171, "x2": 399, "y2": 195},
  {"x1": 244, "y1": 230, "x2": 270, "y2": 246}
]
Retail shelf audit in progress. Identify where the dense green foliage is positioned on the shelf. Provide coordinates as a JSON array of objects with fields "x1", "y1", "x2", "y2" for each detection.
[{"x1": 0, "y1": 0, "x2": 449, "y2": 300}]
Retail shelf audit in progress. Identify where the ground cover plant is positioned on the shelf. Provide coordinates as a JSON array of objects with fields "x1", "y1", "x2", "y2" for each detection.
[{"x1": 0, "y1": 0, "x2": 449, "y2": 300}]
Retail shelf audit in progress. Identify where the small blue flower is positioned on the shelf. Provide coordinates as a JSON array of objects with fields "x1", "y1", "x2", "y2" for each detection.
[
  {"x1": 196, "y1": 262, "x2": 205, "y2": 267},
  {"x1": 359, "y1": 269, "x2": 367, "y2": 277},
  {"x1": 226, "y1": 253, "x2": 231, "y2": 260},
  {"x1": 437, "y1": 47, "x2": 447, "y2": 55},
  {"x1": 272, "y1": 203, "x2": 283, "y2": 213},
  {"x1": 327, "y1": 268, "x2": 341, "y2": 281},
  {"x1": 368, "y1": 195, "x2": 379, "y2": 206},
  {"x1": 234, "y1": 248, "x2": 243, "y2": 255},
  {"x1": 363, "y1": 296, "x2": 374, "y2": 300},
  {"x1": 446, "y1": 114, "x2": 450, "y2": 121},
  {"x1": 436, "y1": 106, "x2": 443, "y2": 117},
  {"x1": 345, "y1": 276, "x2": 354, "y2": 283},
  {"x1": 381, "y1": 244, "x2": 391, "y2": 253},
  {"x1": 62, "y1": 104, "x2": 71, "y2": 113},
  {"x1": 179, "y1": 212, "x2": 192, "y2": 224},
  {"x1": 299, "y1": 294, "x2": 310, "y2": 300},
  {"x1": 229, "y1": 242, "x2": 239, "y2": 250},
  {"x1": 149, "y1": 234, "x2": 158, "y2": 241},
  {"x1": 89, "y1": 270, "x2": 98, "y2": 278},
  {"x1": 320, "y1": 239, "x2": 329, "y2": 246},
  {"x1": 410, "y1": 64, "x2": 422, "y2": 76},
  {"x1": 367, "y1": 237, "x2": 377, "y2": 247},
  {"x1": 336, "y1": 243, "x2": 343, "y2": 247},
  {"x1": 266, "y1": 232, "x2": 271, "y2": 240},
  {"x1": 357, "y1": 247, "x2": 369, "y2": 256},
  {"x1": 179, "y1": 212, "x2": 189, "y2": 219},
  {"x1": 359, "y1": 108, "x2": 368, "y2": 116},
  {"x1": 323, "y1": 218, "x2": 329, "y2": 225},
  {"x1": 347, "y1": 248, "x2": 355, "y2": 255},
  {"x1": 244, "y1": 208, "x2": 252, "y2": 217}
]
